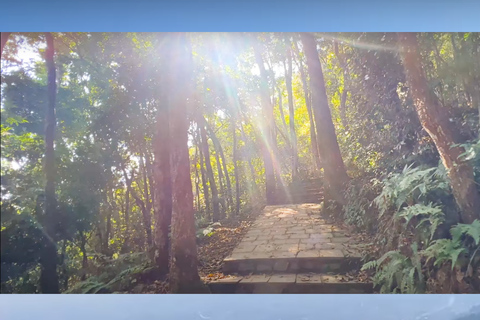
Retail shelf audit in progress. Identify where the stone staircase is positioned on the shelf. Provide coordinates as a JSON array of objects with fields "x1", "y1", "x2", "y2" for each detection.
[
  {"x1": 207, "y1": 203, "x2": 373, "y2": 294},
  {"x1": 271, "y1": 179, "x2": 324, "y2": 205}
]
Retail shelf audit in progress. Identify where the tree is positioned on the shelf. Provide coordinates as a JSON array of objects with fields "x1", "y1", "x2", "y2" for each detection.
[
  {"x1": 284, "y1": 36, "x2": 298, "y2": 180},
  {"x1": 292, "y1": 40, "x2": 322, "y2": 171},
  {"x1": 333, "y1": 41, "x2": 350, "y2": 129},
  {"x1": 197, "y1": 115, "x2": 221, "y2": 222},
  {"x1": 167, "y1": 33, "x2": 203, "y2": 292},
  {"x1": 398, "y1": 32, "x2": 480, "y2": 224},
  {"x1": 153, "y1": 67, "x2": 173, "y2": 274},
  {"x1": 253, "y1": 39, "x2": 277, "y2": 204},
  {"x1": 232, "y1": 119, "x2": 241, "y2": 215},
  {"x1": 206, "y1": 121, "x2": 234, "y2": 214},
  {"x1": 301, "y1": 32, "x2": 349, "y2": 204},
  {"x1": 39, "y1": 32, "x2": 60, "y2": 293}
]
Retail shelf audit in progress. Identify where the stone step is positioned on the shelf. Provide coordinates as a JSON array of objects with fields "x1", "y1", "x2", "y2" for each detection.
[
  {"x1": 292, "y1": 191, "x2": 322, "y2": 196},
  {"x1": 292, "y1": 179, "x2": 322, "y2": 185},
  {"x1": 273, "y1": 197, "x2": 323, "y2": 205},
  {"x1": 274, "y1": 193, "x2": 323, "y2": 200},
  {"x1": 208, "y1": 273, "x2": 373, "y2": 294},
  {"x1": 223, "y1": 254, "x2": 362, "y2": 274},
  {"x1": 272, "y1": 199, "x2": 323, "y2": 205}
]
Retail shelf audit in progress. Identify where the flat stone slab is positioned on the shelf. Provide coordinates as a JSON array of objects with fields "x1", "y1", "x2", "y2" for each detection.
[
  {"x1": 269, "y1": 274, "x2": 297, "y2": 283},
  {"x1": 208, "y1": 272, "x2": 373, "y2": 294},
  {"x1": 240, "y1": 274, "x2": 271, "y2": 283},
  {"x1": 223, "y1": 204, "x2": 362, "y2": 274}
]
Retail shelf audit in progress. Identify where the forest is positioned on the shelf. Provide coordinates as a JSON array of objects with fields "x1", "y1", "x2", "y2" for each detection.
[{"x1": 1, "y1": 32, "x2": 479, "y2": 294}]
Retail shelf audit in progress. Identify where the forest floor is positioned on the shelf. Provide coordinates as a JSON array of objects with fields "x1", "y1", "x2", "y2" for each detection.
[{"x1": 138, "y1": 207, "x2": 259, "y2": 293}]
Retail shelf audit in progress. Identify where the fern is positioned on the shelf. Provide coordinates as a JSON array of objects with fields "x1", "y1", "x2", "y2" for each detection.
[
  {"x1": 64, "y1": 279, "x2": 107, "y2": 294},
  {"x1": 451, "y1": 220, "x2": 480, "y2": 246},
  {"x1": 397, "y1": 203, "x2": 445, "y2": 241},
  {"x1": 362, "y1": 243, "x2": 425, "y2": 293},
  {"x1": 422, "y1": 220, "x2": 480, "y2": 270},
  {"x1": 362, "y1": 260, "x2": 378, "y2": 271},
  {"x1": 423, "y1": 239, "x2": 467, "y2": 269},
  {"x1": 374, "y1": 164, "x2": 448, "y2": 218}
]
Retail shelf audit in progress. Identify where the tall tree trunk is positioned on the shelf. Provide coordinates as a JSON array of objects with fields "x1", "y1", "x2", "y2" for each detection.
[
  {"x1": 1, "y1": 32, "x2": 11, "y2": 58},
  {"x1": 214, "y1": 146, "x2": 226, "y2": 216},
  {"x1": 120, "y1": 166, "x2": 133, "y2": 253},
  {"x1": 79, "y1": 230, "x2": 88, "y2": 281},
  {"x1": 60, "y1": 240, "x2": 68, "y2": 290},
  {"x1": 232, "y1": 119, "x2": 241, "y2": 215},
  {"x1": 153, "y1": 92, "x2": 173, "y2": 274},
  {"x1": 145, "y1": 151, "x2": 155, "y2": 207},
  {"x1": 39, "y1": 32, "x2": 59, "y2": 294},
  {"x1": 293, "y1": 40, "x2": 322, "y2": 171},
  {"x1": 168, "y1": 33, "x2": 203, "y2": 292},
  {"x1": 240, "y1": 122, "x2": 258, "y2": 194},
  {"x1": 197, "y1": 134, "x2": 211, "y2": 214},
  {"x1": 133, "y1": 191, "x2": 153, "y2": 249},
  {"x1": 301, "y1": 33, "x2": 349, "y2": 205},
  {"x1": 206, "y1": 121, "x2": 234, "y2": 213},
  {"x1": 105, "y1": 210, "x2": 112, "y2": 255},
  {"x1": 333, "y1": 41, "x2": 350, "y2": 129},
  {"x1": 139, "y1": 154, "x2": 153, "y2": 248},
  {"x1": 276, "y1": 87, "x2": 290, "y2": 141},
  {"x1": 398, "y1": 32, "x2": 480, "y2": 224},
  {"x1": 140, "y1": 154, "x2": 152, "y2": 222},
  {"x1": 198, "y1": 115, "x2": 220, "y2": 222},
  {"x1": 253, "y1": 41, "x2": 277, "y2": 204},
  {"x1": 285, "y1": 40, "x2": 298, "y2": 180},
  {"x1": 194, "y1": 145, "x2": 201, "y2": 211}
]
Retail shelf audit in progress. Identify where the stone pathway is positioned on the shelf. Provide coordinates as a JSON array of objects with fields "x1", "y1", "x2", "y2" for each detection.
[
  {"x1": 209, "y1": 203, "x2": 372, "y2": 293},
  {"x1": 224, "y1": 203, "x2": 362, "y2": 272}
]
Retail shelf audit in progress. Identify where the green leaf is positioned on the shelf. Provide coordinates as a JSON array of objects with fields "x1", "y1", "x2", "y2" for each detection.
[{"x1": 451, "y1": 220, "x2": 480, "y2": 245}]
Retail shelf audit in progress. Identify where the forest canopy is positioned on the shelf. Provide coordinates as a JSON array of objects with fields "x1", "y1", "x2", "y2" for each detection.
[{"x1": 1, "y1": 32, "x2": 479, "y2": 294}]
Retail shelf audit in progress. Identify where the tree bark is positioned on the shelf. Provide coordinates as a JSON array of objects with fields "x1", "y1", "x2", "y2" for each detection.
[
  {"x1": 105, "y1": 210, "x2": 112, "y2": 255},
  {"x1": 284, "y1": 39, "x2": 298, "y2": 180},
  {"x1": 60, "y1": 240, "x2": 69, "y2": 290},
  {"x1": 240, "y1": 122, "x2": 259, "y2": 193},
  {"x1": 132, "y1": 190, "x2": 153, "y2": 249},
  {"x1": 301, "y1": 33, "x2": 349, "y2": 204},
  {"x1": 232, "y1": 119, "x2": 241, "y2": 215},
  {"x1": 198, "y1": 116, "x2": 220, "y2": 222},
  {"x1": 168, "y1": 33, "x2": 203, "y2": 292},
  {"x1": 194, "y1": 145, "x2": 201, "y2": 211},
  {"x1": 145, "y1": 151, "x2": 155, "y2": 210},
  {"x1": 214, "y1": 145, "x2": 226, "y2": 216},
  {"x1": 206, "y1": 121, "x2": 234, "y2": 213},
  {"x1": 253, "y1": 41, "x2": 277, "y2": 204},
  {"x1": 140, "y1": 154, "x2": 152, "y2": 228},
  {"x1": 293, "y1": 40, "x2": 322, "y2": 171},
  {"x1": 197, "y1": 134, "x2": 211, "y2": 214},
  {"x1": 398, "y1": 32, "x2": 480, "y2": 224},
  {"x1": 120, "y1": 165, "x2": 133, "y2": 253},
  {"x1": 276, "y1": 87, "x2": 290, "y2": 142},
  {"x1": 153, "y1": 95, "x2": 173, "y2": 274},
  {"x1": 79, "y1": 230, "x2": 88, "y2": 281},
  {"x1": 39, "y1": 32, "x2": 60, "y2": 294},
  {"x1": 333, "y1": 41, "x2": 350, "y2": 129}
]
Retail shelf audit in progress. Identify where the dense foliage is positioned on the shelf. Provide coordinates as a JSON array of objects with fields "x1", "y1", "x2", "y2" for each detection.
[{"x1": 1, "y1": 32, "x2": 479, "y2": 293}]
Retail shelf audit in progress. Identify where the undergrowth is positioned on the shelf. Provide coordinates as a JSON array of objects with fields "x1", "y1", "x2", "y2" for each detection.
[
  {"x1": 349, "y1": 139, "x2": 480, "y2": 293},
  {"x1": 64, "y1": 252, "x2": 160, "y2": 293}
]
